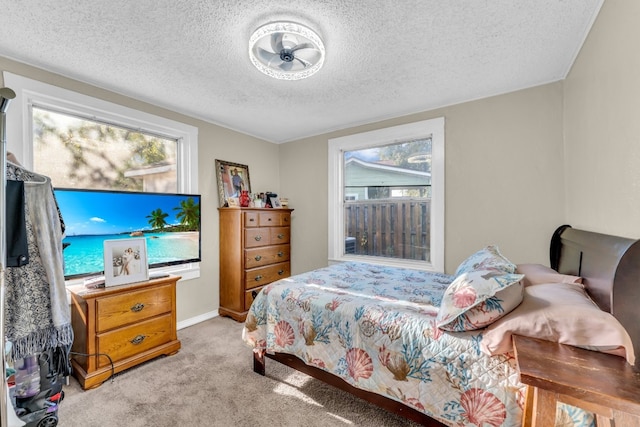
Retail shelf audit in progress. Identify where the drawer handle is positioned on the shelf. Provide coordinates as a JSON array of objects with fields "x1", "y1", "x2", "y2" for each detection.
[
  {"x1": 254, "y1": 255, "x2": 262, "y2": 261},
  {"x1": 277, "y1": 234, "x2": 284, "y2": 239},
  {"x1": 254, "y1": 235, "x2": 262, "y2": 241},
  {"x1": 130, "y1": 303, "x2": 145, "y2": 312},
  {"x1": 251, "y1": 290, "x2": 258, "y2": 299},
  {"x1": 268, "y1": 218, "x2": 272, "y2": 222},
  {"x1": 254, "y1": 275, "x2": 263, "y2": 281},
  {"x1": 277, "y1": 251, "x2": 284, "y2": 257},
  {"x1": 249, "y1": 218, "x2": 255, "y2": 222},
  {"x1": 278, "y1": 269, "x2": 285, "y2": 275},
  {"x1": 130, "y1": 334, "x2": 146, "y2": 345},
  {"x1": 284, "y1": 217, "x2": 289, "y2": 223}
]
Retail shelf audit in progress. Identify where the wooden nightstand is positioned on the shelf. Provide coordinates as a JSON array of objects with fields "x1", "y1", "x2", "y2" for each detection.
[
  {"x1": 513, "y1": 335, "x2": 640, "y2": 426},
  {"x1": 68, "y1": 275, "x2": 182, "y2": 389}
]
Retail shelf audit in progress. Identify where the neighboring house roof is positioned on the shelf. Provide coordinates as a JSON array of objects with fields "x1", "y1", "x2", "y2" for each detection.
[
  {"x1": 124, "y1": 162, "x2": 176, "y2": 178},
  {"x1": 345, "y1": 157, "x2": 431, "y2": 187}
]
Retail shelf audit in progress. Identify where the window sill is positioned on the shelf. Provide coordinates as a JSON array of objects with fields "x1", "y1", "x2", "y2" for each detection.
[{"x1": 328, "y1": 255, "x2": 441, "y2": 273}]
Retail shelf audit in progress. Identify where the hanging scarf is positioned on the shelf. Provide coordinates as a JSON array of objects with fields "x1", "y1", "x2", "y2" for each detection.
[{"x1": 5, "y1": 162, "x2": 73, "y2": 363}]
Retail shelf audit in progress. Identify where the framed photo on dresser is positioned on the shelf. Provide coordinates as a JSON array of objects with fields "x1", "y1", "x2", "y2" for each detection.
[
  {"x1": 215, "y1": 159, "x2": 251, "y2": 207},
  {"x1": 103, "y1": 238, "x2": 149, "y2": 287},
  {"x1": 270, "y1": 196, "x2": 282, "y2": 208}
]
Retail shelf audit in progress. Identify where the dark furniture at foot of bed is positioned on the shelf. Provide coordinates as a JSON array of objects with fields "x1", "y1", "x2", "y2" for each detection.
[{"x1": 252, "y1": 225, "x2": 640, "y2": 426}]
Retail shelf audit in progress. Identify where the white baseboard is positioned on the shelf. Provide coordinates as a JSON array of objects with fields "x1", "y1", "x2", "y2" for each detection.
[{"x1": 177, "y1": 310, "x2": 219, "y2": 330}]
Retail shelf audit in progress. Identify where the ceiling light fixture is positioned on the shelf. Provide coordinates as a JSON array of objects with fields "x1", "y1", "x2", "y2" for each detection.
[{"x1": 249, "y1": 21, "x2": 325, "y2": 81}]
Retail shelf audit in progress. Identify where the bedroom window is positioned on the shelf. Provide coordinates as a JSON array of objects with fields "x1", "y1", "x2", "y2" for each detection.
[
  {"x1": 32, "y1": 106, "x2": 179, "y2": 192},
  {"x1": 3, "y1": 72, "x2": 200, "y2": 280},
  {"x1": 328, "y1": 118, "x2": 444, "y2": 272},
  {"x1": 2, "y1": 72, "x2": 198, "y2": 195}
]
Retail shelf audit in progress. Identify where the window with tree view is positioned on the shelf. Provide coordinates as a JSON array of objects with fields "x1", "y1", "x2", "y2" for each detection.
[
  {"x1": 344, "y1": 138, "x2": 432, "y2": 262},
  {"x1": 32, "y1": 106, "x2": 178, "y2": 193}
]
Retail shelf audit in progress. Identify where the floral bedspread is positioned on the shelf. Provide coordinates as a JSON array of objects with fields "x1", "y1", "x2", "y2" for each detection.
[{"x1": 242, "y1": 262, "x2": 592, "y2": 427}]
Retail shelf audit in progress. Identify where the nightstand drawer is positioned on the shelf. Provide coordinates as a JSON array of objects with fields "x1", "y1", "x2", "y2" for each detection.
[
  {"x1": 244, "y1": 245, "x2": 290, "y2": 268},
  {"x1": 245, "y1": 262, "x2": 290, "y2": 290},
  {"x1": 97, "y1": 313, "x2": 173, "y2": 367},
  {"x1": 96, "y1": 284, "x2": 173, "y2": 332}
]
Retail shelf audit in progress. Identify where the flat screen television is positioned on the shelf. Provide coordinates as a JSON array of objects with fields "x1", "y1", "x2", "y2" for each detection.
[{"x1": 54, "y1": 188, "x2": 201, "y2": 279}]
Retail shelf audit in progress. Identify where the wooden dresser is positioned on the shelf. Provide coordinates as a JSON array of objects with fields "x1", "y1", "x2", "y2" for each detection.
[
  {"x1": 218, "y1": 208, "x2": 293, "y2": 321},
  {"x1": 68, "y1": 275, "x2": 182, "y2": 389}
]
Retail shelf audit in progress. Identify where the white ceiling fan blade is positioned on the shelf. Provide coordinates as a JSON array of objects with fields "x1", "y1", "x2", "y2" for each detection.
[
  {"x1": 271, "y1": 33, "x2": 284, "y2": 53},
  {"x1": 256, "y1": 47, "x2": 281, "y2": 66},
  {"x1": 279, "y1": 61, "x2": 294, "y2": 71},
  {"x1": 294, "y1": 57, "x2": 313, "y2": 68},
  {"x1": 280, "y1": 33, "x2": 299, "y2": 50},
  {"x1": 291, "y1": 43, "x2": 314, "y2": 52},
  {"x1": 293, "y1": 48, "x2": 320, "y2": 63}
]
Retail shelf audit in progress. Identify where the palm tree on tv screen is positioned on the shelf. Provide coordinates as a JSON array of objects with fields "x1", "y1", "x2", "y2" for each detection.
[
  {"x1": 174, "y1": 197, "x2": 200, "y2": 231},
  {"x1": 147, "y1": 208, "x2": 169, "y2": 230}
]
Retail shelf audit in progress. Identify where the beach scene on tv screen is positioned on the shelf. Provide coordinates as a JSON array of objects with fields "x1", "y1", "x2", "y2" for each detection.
[{"x1": 56, "y1": 190, "x2": 200, "y2": 277}]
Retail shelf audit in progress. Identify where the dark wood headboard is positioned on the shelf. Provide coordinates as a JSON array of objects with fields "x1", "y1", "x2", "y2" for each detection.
[{"x1": 550, "y1": 225, "x2": 640, "y2": 369}]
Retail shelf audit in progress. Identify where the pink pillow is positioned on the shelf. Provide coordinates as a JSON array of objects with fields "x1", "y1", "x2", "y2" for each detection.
[
  {"x1": 480, "y1": 282, "x2": 635, "y2": 365},
  {"x1": 516, "y1": 263, "x2": 582, "y2": 287}
]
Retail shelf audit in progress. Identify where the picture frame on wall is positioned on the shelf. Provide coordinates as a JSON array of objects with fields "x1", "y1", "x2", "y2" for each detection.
[
  {"x1": 103, "y1": 238, "x2": 149, "y2": 287},
  {"x1": 215, "y1": 159, "x2": 251, "y2": 207}
]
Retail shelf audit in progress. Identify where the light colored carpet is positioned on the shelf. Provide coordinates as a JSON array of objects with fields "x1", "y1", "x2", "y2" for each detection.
[{"x1": 58, "y1": 316, "x2": 422, "y2": 426}]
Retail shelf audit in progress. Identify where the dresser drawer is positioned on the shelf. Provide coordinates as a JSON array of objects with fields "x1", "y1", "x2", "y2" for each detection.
[
  {"x1": 244, "y1": 211, "x2": 259, "y2": 227},
  {"x1": 245, "y1": 262, "x2": 290, "y2": 290},
  {"x1": 96, "y1": 284, "x2": 173, "y2": 333},
  {"x1": 245, "y1": 211, "x2": 291, "y2": 227},
  {"x1": 96, "y1": 313, "x2": 173, "y2": 367},
  {"x1": 244, "y1": 285, "x2": 267, "y2": 311},
  {"x1": 244, "y1": 245, "x2": 290, "y2": 269},
  {"x1": 270, "y1": 227, "x2": 290, "y2": 245},
  {"x1": 259, "y1": 211, "x2": 291, "y2": 226},
  {"x1": 244, "y1": 227, "x2": 270, "y2": 248}
]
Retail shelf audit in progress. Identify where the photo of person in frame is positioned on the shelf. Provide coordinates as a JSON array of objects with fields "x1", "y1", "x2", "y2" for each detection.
[
  {"x1": 113, "y1": 246, "x2": 141, "y2": 276},
  {"x1": 230, "y1": 168, "x2": 245, "y2": 197}
]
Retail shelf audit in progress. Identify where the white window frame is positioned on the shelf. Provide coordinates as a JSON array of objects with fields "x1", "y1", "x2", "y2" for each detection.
[
  {"x1": 3, "y1": 72, "x2": 200, "y2": 281},
  {"x1": 328, "y1": 118, "x2": 445, "y2": 272}
]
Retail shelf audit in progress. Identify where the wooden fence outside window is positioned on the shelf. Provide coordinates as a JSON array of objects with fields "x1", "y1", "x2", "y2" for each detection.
[{"x1": 344, "y1": 199, "x2": 431, "y2": 261}]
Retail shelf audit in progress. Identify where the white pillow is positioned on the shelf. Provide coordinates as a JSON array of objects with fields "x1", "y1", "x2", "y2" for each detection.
[
  {"x1": 455, "y1": 245, "x2": 516, "y2": 277},
  {"x1": 436, "y1": 270, "x2": 524, "y2": 331}
]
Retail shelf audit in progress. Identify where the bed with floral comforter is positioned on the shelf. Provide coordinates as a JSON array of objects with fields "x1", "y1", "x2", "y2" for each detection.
[{"x1": 242, "y1": 262, "x2": 593, "y2": 427}]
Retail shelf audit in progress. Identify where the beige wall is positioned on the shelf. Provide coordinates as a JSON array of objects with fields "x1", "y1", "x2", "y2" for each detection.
[
  {"x1": 281, "y1": 82, "x2": 566, "y2": 275},
  {"x1": 283, "y1": 0, "x2": 640, "y2": 276},
  {"x1": 563, "y1": 0, "x2": 640, "y2": 239},
  {"x1": 0, "y1": 56, "x2": 281, "y2": 325},
  {"x1": 4, "y1": 0, "x2": 635, "y2": 322}
]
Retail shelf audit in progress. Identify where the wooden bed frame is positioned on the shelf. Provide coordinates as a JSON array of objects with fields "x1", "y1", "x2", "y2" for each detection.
[{"x1": 253, "y1": 225, "x2": 640, "y2": 425}]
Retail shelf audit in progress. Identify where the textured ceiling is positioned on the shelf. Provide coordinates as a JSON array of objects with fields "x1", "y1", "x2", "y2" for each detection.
[{"x1": 0, "y1": 1, "x2": 603, "y2": 143}]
